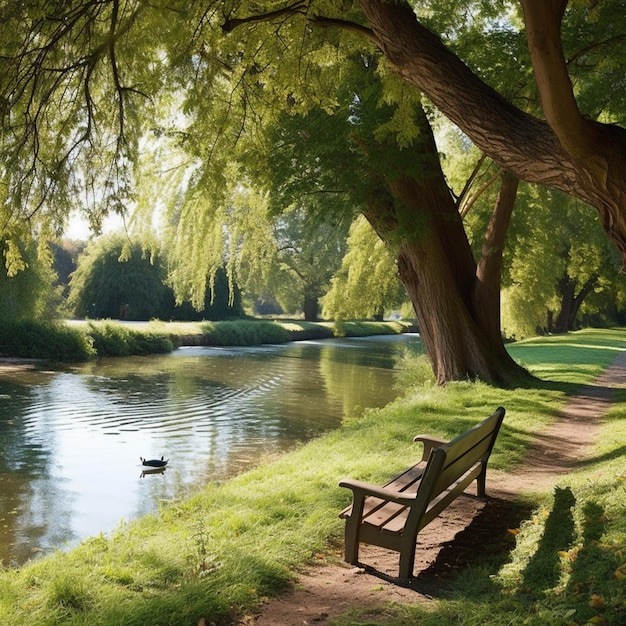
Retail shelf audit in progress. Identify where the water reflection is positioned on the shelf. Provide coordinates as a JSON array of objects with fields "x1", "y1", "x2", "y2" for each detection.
[{"x1": 0, "y1": 334, "x2": 420, "y2": 565}]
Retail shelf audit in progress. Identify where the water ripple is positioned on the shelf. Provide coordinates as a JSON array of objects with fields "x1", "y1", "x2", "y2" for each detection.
[{"x1": 0, "y1": 334, "x2": 421, "y2": 565}]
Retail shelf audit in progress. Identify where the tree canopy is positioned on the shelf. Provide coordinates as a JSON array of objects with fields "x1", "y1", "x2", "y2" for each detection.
[
  {"x1": 69, "y1": 233, "x2": 244, "y2": 320},
  {"x1": 4, "y1": 2, "x2": 625, "y2": 254}
]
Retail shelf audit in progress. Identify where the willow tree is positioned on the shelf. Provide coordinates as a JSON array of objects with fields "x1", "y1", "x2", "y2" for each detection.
[
  {"x1": 252, "y1": 50, "x2": 525, "y2": 383},
  {"x1": 503, "y1": 187, "x2": 626, "y2": 337},
  {"x1": 2, "y1": 1, "x2": 626, "y2": 383},
  {"x1": 322, "y1": 216, "x2": 407, "y2": 321}
]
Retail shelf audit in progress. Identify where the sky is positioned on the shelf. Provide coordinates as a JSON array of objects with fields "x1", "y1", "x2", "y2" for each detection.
[{"x1": 66, "y1": 211, "x2": 125, "y2": 241}]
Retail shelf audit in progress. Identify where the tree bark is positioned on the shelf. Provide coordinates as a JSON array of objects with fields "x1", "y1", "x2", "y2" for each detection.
[
  {"x1": 357, "y1": 0, "x2": 626, "y2": 264},
  {"x1": 474, "y1": 172, "x2": 518, "y2": 349},
  {"x1": 362, "y1": 110, "x2": 528, "y2": 385},
  {"x1": 553, "y1": 273, "x2": 599, "y2": 332},
  {"x1": 303, "y1": 293, "x2": 319, "y2": 321}
]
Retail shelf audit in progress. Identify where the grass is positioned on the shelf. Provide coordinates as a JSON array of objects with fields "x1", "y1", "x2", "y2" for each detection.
[
  {"x1": 160, "y1": 318, "x2": 412, "y2": 345},
  {"x1": 0, "y1": 318, "x2": 413, "y2": 361},
  {"x1": 0, "y1": 328, "x2": 624, "y2": 625}
]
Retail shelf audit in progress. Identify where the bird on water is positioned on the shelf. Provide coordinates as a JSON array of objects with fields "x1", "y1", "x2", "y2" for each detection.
[{"x1": 140, "y1": 455, "x2": 168, "y2": 468}]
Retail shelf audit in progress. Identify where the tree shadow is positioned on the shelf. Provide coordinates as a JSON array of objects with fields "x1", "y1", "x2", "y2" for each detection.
[
  {"x1": 521, "y1": 486, "x2": 576, "y2": 595},
  {"x1": 563, "y1": 499, "x2": 620, "y2": 623},
  {"x1": 577, "y1": 445, "x2": 626, "y2": 469}
]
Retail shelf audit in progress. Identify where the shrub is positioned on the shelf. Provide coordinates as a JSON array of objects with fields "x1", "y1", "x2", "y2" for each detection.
[
  {"x1": 87, "y1": 321, "x2": 174, "y2": 356},
  {"x1": 0, "y1": 320, "x2": 95, "y2": 361},
  {"x1": 200, "y1": 320, "x2": 291, "y2": 346}
]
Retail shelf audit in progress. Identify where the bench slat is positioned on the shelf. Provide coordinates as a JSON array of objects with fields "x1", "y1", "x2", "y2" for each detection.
[
  {"x1": 430, "y1": 435, "x2": 496, "y2": 499},
  {"x1": 382, "y1": 461, "x2": 426, "y2": 492},
  {"x1": 363, "y1": 500, "x2": 408, "y2": 529}
]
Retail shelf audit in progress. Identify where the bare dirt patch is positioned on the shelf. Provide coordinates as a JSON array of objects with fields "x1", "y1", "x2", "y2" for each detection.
[{"x1": 242, "y1": 352, "x2": 626, "y2": 626}]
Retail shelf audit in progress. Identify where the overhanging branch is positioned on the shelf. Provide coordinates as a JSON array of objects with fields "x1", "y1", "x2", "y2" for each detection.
[
  {"x1": 221, "y1": 1, "x2": 377, "y2": 45},
  {"x1": 222, "y1": 1, "x2": 308, "y2": 32}
]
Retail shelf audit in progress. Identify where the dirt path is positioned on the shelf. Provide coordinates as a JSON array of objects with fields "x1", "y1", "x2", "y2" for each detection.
[{"x1": 242, "y1": 351, "x2": 626, "y2": 625}]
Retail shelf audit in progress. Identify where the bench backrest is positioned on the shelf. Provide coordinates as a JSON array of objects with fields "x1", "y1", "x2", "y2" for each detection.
[{"x1": 419, "y1": 407, "x2": 505, "y2": 504}]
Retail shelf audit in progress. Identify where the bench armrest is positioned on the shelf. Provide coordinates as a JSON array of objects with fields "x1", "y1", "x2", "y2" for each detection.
[
  {"x1": 338, "y1": 478, "x2": 418, "y2": 506},
  {"x1": 413, "y1": 435, "x2": 448, "y2": 459}
]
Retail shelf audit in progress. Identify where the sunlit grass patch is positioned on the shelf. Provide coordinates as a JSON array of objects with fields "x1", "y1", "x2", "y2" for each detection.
[{"x1": 508, "y1": 328, "x2": 625, "y2": 384}]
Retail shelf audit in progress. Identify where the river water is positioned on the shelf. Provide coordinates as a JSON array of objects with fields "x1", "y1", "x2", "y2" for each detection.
[{"x1": 0, "y1": 333, "x2": 420, "y2": 566}]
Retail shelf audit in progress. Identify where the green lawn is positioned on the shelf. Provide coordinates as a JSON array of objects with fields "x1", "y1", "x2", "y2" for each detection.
[{"x1": 1, "y1": 328, "x2": 624, "y2": 626}]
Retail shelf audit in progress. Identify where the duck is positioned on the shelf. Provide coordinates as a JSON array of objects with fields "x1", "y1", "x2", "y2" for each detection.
[{"x1": 140, "y1": 455, "x2": 169, "y2": 468}]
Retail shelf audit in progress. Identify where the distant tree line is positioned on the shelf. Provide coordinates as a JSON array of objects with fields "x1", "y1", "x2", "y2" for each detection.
[{"x1": 67, "y1": 234, "x2": 244, "y2": 321}]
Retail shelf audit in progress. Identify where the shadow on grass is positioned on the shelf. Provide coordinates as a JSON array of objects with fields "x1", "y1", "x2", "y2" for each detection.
[
  {"x1": 577, "y1": 445, "x2": 626, "y2": 469},
  {"x1": 521, "y1": 487, "x2": 576, "y2": 595}
]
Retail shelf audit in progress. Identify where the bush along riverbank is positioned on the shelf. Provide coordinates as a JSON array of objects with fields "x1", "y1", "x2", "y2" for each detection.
[
  {"x1": 0, "y1": 328, "x2": 624, "y2": 625},
  {"x1": 0, "y1": 318, "x2": 414, "y2": 361}
]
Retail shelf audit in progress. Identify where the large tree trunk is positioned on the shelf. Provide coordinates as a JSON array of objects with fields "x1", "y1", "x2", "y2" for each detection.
[
  {"x1": 357, "y1": 0, "x2": 626, "y2": 265},
  {"x1": 362, "y1": 112, "x2": 528, "y2": 385}
]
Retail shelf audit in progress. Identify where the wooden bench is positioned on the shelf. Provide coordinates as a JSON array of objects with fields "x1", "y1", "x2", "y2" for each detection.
[{"x1": 338, "y1": 406, "x2": 505, "y2": 579}]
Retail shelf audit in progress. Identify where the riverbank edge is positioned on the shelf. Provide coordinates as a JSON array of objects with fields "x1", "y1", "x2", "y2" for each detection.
[
  {"x1": 0, "y1": 319, "x2": 416, "y2": 365},
  {"x1": 89, "y1": 318, "x2": 417, "y2": 347}
]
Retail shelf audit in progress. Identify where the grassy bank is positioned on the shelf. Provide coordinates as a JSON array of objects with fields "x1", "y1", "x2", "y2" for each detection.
[
  {"x1": 0, "y1": 328, "x2": 624, "y2": 625},
  {"x1": 0, "y1": 319, "x2": 413, "y2": 360},
  {"x1": 159, "y1": 318, "x2": 412, "y2": 346}
]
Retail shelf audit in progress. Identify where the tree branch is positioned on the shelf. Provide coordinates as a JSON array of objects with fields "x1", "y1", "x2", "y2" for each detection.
[
  {"x1": 109, "y1": 0, "x2": 125, "y2": 142},
  {"x1": 222, "y1": 1, "x2": 308, "y2": 33},
  {"x1": 520, "y1": 0, "x2": 595, "y2": 158},
  {"x1": 310, "y1": 16, "x2": 378, "y2": 46}
]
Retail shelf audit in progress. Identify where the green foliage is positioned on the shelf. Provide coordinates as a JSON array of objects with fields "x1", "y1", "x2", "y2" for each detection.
[
  {"x1": 233, "y1": 199, "x2": 349, "y2": 320},
  {"x1": 1, "y1": 0, "x2": 626, "y2": 355},
  {"x1": 0, "y1": 240, "x2": 63, "y2": 322},
  {"x1": 69, "y1": 233, "x2": 170, "y2": 320},
  {"x1": 394, "y1": 341, "x2": 436, "y2": 389},
  {"x1": 69, "y1": 233, "x2": 244, "y2": 321},
  {"x1": 332, "y1": 320, "x2": 408, "y2": 338},
  {"x1": 87, "y1": 321, "x2": 173, "y2": 357},
  {"x1": 50, "y1": 239, "x2": 83, "y2": 300},
  {"x1": 501, "y1": 187, "x2": 626, "y2": 339},
  {"x1": 167, "y1": 267, "x2": 245, "y2": 321},
  {"x1": 199, "y1": 320, "x2": 291, "y2": 346},
  {"x1": 323, "y1": 215, "x2": 407, "y2": 320},
  {"x1": 0, "y1": 320, "x2": 95, "y2": 361}
]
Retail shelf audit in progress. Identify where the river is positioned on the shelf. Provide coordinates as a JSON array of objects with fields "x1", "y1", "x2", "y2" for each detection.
[{"x1": 0, "y1": 333, "x2": 421, "y2": 566}]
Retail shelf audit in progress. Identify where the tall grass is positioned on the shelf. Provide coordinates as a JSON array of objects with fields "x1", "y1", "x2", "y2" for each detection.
[
  {"x1": 0, "y1": 319, "x2": 411, "y2": 361},
  {"x1": 0, "y1": 320, "x2": 95, "y2": 361},
  {"x1": 87, "y1": 321, "x2": 174, "y2": 356},
  {"x1": 197, "y1": 319, "x2": 409, "y2": 345},
  {"x1": 0, "y1": 328, "x2": 624, "y2": 626},
  {"x1": 199, "y1": 320, "x2": 294, "y2": 345}
]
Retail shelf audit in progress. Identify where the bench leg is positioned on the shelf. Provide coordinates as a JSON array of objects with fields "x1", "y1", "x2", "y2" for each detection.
[
  {"x1": 344, "y1": 516, "x2": 360, "y2": 565},
  {"x1": 398, "y1": 539, "x2": 417, "y2": 580},
  {"x1": 476, "y1": 466, "x2": 487, "y2": 497}
]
